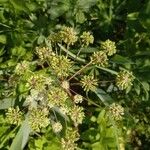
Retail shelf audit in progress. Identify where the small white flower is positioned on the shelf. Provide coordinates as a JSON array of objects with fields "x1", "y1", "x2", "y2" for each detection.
[
  {"x1": 74, "y1": 94, "x2": 83, "y2": 103},
  {"x1": 52, "y1": 122, "x2": 63, "y2": 133}
]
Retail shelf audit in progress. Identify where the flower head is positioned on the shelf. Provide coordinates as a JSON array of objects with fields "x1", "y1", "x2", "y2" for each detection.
[
  {"x1": 101, "y1": 39, "x2": 117, "y2": 56},
  {"x1": 14, "y1": 61, "x2": 30, "y2": 75},
  {"x1": 59, "y1": 26, "x2": 78, "y2": 46},
  {"x1": 90, "y1": 51, "x2": 108, "y2": 67},
  {"x1": 80, "y1": 31, "x2": 94, "y2": 47},
  {"x1": 61, "y1": 80, "x2": 70, "y2": 90},
  {"x1": 108, "y1": 103, "x2": 124, "y2": 121},
  {"x1": 52, "y1": 122, "x2": 63, "y2": 133},
  {"x1": 26, "y1": 74, "x2": 47, "y2": 90},
  {"x1": 81, "y1": 75, "x2": 98, "y2": 92},
  {"x1": 69, "y1": 105, "x2": 84, "y2": 127},
  {"x1": 48, "y1": 87, "x2": 68, "y2": 108},
  {"x1": 116, "y1": 70, "x2": 135, "y2": 90},
  {"x1": 36, "y1": 46, "x2": 55, "y2": 60},
  {"x1": 74, "y1": 94, "x2": 83, "y2": 104},
  {"x1": 6, "y1": 106, "x2": 23, "y2": 125},
  {"x1": 61, "y1": 138, "x2": 77, "y2": 150},
  {"x1": 49, "y1": 55, "x2": 72, "y2": 78},
  {"x1": 28, "y1": 108, "x2": 49, "y2": 132},
  {"x1": 61, "y1": 127, "x2": 79, "y2": 150}
]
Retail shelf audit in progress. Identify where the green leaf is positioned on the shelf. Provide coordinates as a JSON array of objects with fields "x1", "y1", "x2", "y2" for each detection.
[
  {"x1": 96, "y1": 66, "x2": 118, "y2": 75},
  {"x1": 0, "y1": 98, "x2": 15, "y2": 110},
  {"x1": 0, "y1": 35, "x2": 6, "y2": 44},
  {"x1": 9, "y1": 0, "x2": 29, "y2": 13},
  {"x1": 10, "y1": 118, "x2": 30, "y2": 150},
  {"x1": 94, "y1": 88, "x2": 114, "y2": 106},
  {"x1": 111, "y1": 54, "x2": 133, "y2": 64},
  {"x1": 76, "y1": 10, "x2": 86, "y2": 23},
  {"x1": 11, "y1": 46, "x2": 26, "y2": 57}
]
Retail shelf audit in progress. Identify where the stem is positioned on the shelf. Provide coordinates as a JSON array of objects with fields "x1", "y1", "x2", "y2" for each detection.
[
  {"x1": 68, "y1": 61, "x2": 93, "y2": 81},
  {"x1": 76, "y1": 47, "x2": 83, "y2": 57},
  {"x1": 58, "y1": 44, "x2": 86, "y2": 63},
  {"x1": 69, "y1": 88, "x2": 100, "y2": 108}
]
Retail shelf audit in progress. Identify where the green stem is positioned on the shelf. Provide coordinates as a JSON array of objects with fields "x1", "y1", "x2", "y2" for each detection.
[{"x1": 68, "y1": 61, "x2": 92, "y2": 81}]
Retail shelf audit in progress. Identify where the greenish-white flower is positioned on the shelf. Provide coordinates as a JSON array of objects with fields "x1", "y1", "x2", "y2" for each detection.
[
  {"x1": 61, "y1": 80, "x2": 70, "y2": 90},
  {"x1": 69, "y1": 105, "x2": 84, "y2": 127},
  {"x1": 49, "y1": 55, "x2": 72, "y2": 77},
  {"x1": 101, "y1": 39, "x2": 117, "y2": 56},
  {"x1": 90, "y1": 51, "x2": 108, "y2": 67},
  {"x1": 48, "y1": 87, "x2": 68, "y2": 107},
  {"x1": 59, "y1": 26, "x2": 78, "y2": 46},
  {"x1": 6, "y1": 106, "x2": 23, "y2": 125},
  {"x1": 36, "y1": 46, "x2": 54, "y2": 60},
  {"x1": 116, "y1": 70, "x2": 135, "y2": 90},
  {"x1": 74, "y1": 94, "x2": 83, "y2": 103},
  {"x1": 28, "y1": 108, "x2": 49, "y2": 132},
  {"x1": 80, "y1": 31, "x2": 94, "y2": 47},
  {"x1": 52, "y1": 122, "x2": 63, "y2": 133},
  {"x1": 81, "y1": 75, "x2": 98, "y2": 92},
  {"x1": 14, "y1": 61, "x2": 30, "y2": 75},
  {"x1": 109, "y1": 103, "x2": 124, "y2": 121}
]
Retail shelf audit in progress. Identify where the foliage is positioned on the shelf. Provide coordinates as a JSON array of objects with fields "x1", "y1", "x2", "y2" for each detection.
[{"x1": 0, "y1": 0, "x2": 150, "y2": 150}]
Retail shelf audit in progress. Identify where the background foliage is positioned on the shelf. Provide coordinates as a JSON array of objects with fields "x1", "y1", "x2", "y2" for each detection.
[{"x1": 0, "y1": 0, "x2": 150, "y2": 150}]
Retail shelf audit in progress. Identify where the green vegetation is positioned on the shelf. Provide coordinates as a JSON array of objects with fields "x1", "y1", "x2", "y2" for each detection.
[{"x1": 0, "y1": 0, "x2": 150, "y2": 150}]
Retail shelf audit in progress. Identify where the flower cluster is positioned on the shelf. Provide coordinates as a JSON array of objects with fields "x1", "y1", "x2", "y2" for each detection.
[
  {"x1": 108, "y1": 103, "x2": 124, "y2": 121},
  {"x1": 81, "y1": 75, "x2": 98, "y2": 92},
  {"x1": 26, "y1": 74, "x2": 51, "y2": 90},
  {"x1": 28, "y1": 108, "x2": 49, "y2": 132},
  {"x1": 48, "y1": 87, "x2": 68, "y2": 108},
  {"x1": 116, "y1": 70, "x2": 135, "y2": 90},
  {"x1": 80, "y1": 31, "x2": 94, "y2": 47},
  {"x1": 61, "y1": 80, "x2": 70, "y2": 90},
  {"x1": 100, "y1": 39, "x2": 117, "y2": 56},
  {"x1": 59, "y1": 26, "x2": 78, "y2": 46},
  {"x1": 52, "y1": 121, "x2": 63, "y2": 133},
  {"x1": 61, "y1": 128, "x2": 79, "y2": 150},
  {"x1": 6, "y1": 106, "x2": 23, "y2": 125},
  {"x1": 48, "y1": 32, "x2": 62, "y2": 44},
  {"x1": 49, "y1": 55, "x2": 72, "y2": 78},
  {"x1": 14, "y1": 61, "x2": 30, "y2": 75},
  {"x1": 73, "y1": 94, "x2": 83, "y2": 104},
  {"x1": 69, "y1": 105, "x2": 84, "y2": 127},
  {"x1": 90, "y1": 51, "x2": 108, "y2": 67},
  {"x1": 36, "y1": 46, "x2": 54, "y2": 60}
]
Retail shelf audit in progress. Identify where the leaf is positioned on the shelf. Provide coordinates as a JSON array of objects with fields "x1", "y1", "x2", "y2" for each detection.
[
  {"x1": 58, "y1": 44, "x2": 86, "y2": 63},
  {"x1": 96, "y1": 66, "x2": 118, "y2": 75},
  {"x1": 94, "y1": 88, "x2": 114, "y2": 106},
  {"x1": 76, "y1": 10, "x2": 86, "y2": 23},
  {"x1": 9, "y1": 0, "x2": 29, "y2": 13},
  {"x1": 127, "y1": 12, "x2": 139, "y2": 20},
  {"x1": 111, "y1": 54, "x2": 133, "y2": 64},
  {"x1": 10, "y1": 118, "x2": 30, "y2": 150},
  {"x1": 37, "y1": 35, "x2": 45, "y2": 45},
  {"x1": 0, "y1": 98, "x2": 15, "y2": 110},
  {"x1": 0, "y1": 35, "x2": 6, "y2": 44},
  {"x1": 11, "y1": 46, "x2": 26, "y2": 57},
  {"x1": 77, "y1": 0, "x2": 97, "y2": 12}
]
